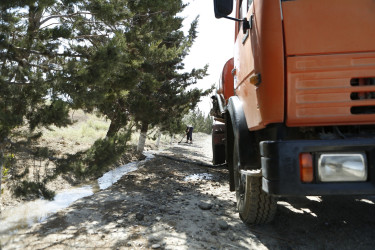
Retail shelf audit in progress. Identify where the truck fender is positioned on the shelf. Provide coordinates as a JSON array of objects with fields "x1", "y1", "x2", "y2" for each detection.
[
  {"x1": 226, "y1": 96, "x2": 261, "y2": 190},
  {"x1": 226, "y1": 96, "x2": 256, "y2": 170},
  {"x1": 215, "y1": 93, "x2": 226, "y2": 115}
]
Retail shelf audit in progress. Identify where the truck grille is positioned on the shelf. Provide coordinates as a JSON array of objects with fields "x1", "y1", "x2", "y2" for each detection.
[{"x1": 286, "y1": 53, "x2": 375, "y2": 126}]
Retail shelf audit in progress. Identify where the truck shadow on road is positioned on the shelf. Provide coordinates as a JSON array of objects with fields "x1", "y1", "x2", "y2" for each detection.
[{"x1": 251, "y1": 195, "x2": 375, "y2": 249}]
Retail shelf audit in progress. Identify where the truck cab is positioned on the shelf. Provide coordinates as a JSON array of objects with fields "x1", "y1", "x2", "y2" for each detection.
[{"x1": 211, "y1": 0, "x2": 375, "y2": 224}]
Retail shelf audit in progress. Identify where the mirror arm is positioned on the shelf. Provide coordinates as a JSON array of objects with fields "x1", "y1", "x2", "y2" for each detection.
[
  {"x1": 222, "y1": 16, "x2": 251, "y2": 34},
  {"x1": 222, "y1": 16, "x2": 242, "y2": 22}
]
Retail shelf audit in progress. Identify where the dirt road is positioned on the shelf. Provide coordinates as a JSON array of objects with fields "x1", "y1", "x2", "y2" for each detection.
[{"x1": 2, "y1": 133, "x2": 375, "y2": 249}]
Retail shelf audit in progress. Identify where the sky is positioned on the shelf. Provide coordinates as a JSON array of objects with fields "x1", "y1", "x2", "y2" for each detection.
[{"x1": 181, "y1": 0, "x2": 235, "y2": 114}]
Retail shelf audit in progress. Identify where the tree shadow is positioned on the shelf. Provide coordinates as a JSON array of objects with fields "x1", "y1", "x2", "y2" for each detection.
[
  {"x1": 2, "y1": 156, "x2": 249, "y2": 249},
  {"x1": 4, "y1": 153, "x2": 375, "y2": 249}
]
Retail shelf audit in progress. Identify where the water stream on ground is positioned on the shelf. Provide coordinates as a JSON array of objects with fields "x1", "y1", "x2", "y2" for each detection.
[
  {"x1": 184, "y1": 173, "x2": 213, "y2": 182},
  {"x1": 0, "y1": 153, "x2": 154, "y2": 239}
]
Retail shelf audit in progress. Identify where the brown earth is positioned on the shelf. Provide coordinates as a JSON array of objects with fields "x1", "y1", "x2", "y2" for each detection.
[{"x1": 2, "y1": 133, "x2": 375, "y2": 249}]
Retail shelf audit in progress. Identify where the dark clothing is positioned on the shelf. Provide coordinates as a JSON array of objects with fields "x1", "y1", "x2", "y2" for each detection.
[{"x1": 186, "y1": 126, "x2": 193, "y2": 142}]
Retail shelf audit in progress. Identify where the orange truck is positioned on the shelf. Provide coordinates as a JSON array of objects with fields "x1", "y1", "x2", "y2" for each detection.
[{"x1": 211, "y1": 0, "x2": 375, "y2": 224}]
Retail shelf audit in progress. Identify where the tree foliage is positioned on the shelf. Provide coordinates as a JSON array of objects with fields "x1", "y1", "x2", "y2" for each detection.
[
  {"x1": 0, "y1": 0, "x2": 212, "y2": 198},
  {"x1": 0, "y1": 0, "x2": 83, "y2": 198},
  {"x1": 123, "y1": 4, "x2": 210, "y2": 152},
  {"x1": 0, "y1": 0, "x2": 75, "y2": 140}
]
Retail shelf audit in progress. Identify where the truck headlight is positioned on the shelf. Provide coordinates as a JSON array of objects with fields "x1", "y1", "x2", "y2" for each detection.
[{"x1": 317, "y1": 153, "x2": 367, "y2": 182}]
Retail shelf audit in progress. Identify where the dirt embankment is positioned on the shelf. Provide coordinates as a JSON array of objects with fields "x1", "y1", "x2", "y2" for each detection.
[{"x1": 2, "y1": 133, "x2": 375, "y2": 249}]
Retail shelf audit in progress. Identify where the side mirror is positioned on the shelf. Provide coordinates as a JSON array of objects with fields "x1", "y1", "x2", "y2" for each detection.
[{"x1": 213, "y1": 0, "x2": 233, "y2": 18}]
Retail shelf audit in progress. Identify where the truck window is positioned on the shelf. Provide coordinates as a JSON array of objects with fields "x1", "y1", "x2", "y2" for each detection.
[
  {"x1": 240, "y1": 0, "x2": 253, "y2": 19},
  {"x1": 238, "y1": 0, "x2": 253, "y2": 33}
]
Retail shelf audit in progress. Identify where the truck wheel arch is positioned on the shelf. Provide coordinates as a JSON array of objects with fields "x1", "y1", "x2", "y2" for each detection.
[{"x1": 226, "y1": 96, "x2": 260, "y2": 191}]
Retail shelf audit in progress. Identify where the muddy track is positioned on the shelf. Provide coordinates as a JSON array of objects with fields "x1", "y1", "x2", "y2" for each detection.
[{"x1": 2, "y1": 133, "x2": 375, "y2": 249}]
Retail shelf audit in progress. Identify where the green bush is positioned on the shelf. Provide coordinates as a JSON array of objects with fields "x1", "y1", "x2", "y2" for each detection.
[
  {"x1": 56, "y1": 131, "x2": 131, "y2": 179},
  {"x1": 13, "y1": 180, "x2": 55, "y2": 200}
]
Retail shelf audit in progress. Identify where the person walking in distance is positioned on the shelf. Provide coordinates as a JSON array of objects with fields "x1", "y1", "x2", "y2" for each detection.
[{"x1": 186, "y1": 125, "x2": 193, "y2": 144}]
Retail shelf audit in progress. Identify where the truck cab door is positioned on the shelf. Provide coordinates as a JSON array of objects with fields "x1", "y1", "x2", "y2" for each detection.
[{"x1": 233, "y1": 0, "x2": 263, "y2": 129}]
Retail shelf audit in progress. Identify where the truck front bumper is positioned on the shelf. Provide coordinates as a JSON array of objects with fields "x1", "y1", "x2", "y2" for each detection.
[{"x1": 260, "y1": 139, "x2": 375, "y2": 196}]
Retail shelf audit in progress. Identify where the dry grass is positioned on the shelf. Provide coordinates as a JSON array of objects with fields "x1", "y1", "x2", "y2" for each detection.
[
  {"x1": 39, "y1": 110, "x2": 176, "y2": 154},
  {"x1": 39, "y1": 110, "x2": 110, "y2": 155}
]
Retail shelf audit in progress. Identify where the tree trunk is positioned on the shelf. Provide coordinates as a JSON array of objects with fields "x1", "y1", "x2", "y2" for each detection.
[
  {"x1": 0, "y1": 147, "x2": 3, "y2": 201},
  {"x1": 137, "y1": 122, "x2": 149, "y2": 153},
  {"x1": 106, "y1": 120, "x2": 119, "y2": 137},
  {"x1": 170, "y1": 134, "x2": 174, "y2": 145},
  {"x1": 155, "y1": 130, "x2": 161, "y2": 148}
]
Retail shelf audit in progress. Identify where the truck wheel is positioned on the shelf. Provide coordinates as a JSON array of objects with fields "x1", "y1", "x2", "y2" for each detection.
[
  {"x1": 212, "y1": 123, "x2": 226, "y2": 165},
  {"x1": 212, "y1": 144, "x2": 225, "y2": 165},
  {"x1": 233, "y1": 141, "x2": 277, "y2": 225}
]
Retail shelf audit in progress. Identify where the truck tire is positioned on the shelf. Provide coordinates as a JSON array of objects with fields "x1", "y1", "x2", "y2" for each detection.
[
  {"x1": 212, "y1": 123, "x2": 226, "y2": 165},
  {"x1": 213, "y1": 144, "x2": 225, "y2": 165},
  {"x1": 233, "y1": 140, "x2": 277, "y2": 225},
  {"x1": 212, "y1": 135, "x2": 225, "y2": 165}
]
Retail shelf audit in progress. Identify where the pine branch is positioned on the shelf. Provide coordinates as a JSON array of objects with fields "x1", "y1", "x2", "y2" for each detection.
[
  {"x1": 40, "y1": 12, "x2": 93, "y2": 26},
  {"x1": 74, "y1": 34, "x2": 108, "y2": 39},
  {"x1": 9, "y1": 44, "x2": 86, "y2": 58},
  {"x1": 134, "y1": 11, "x2": 170, "y2": 18},
  {"x1": 5, "y1": 81, "x2": 28, "y2": 86},
  {"x1": 28, "y1": 63, "x2": 64, "y2": 71},
  {"x1": 40, "y1": 22, "x2": 61, "y2": 29}
]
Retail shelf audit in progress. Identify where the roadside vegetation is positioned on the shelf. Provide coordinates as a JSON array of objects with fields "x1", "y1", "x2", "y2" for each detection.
[
  {"x1": 183, "y1": 109, "x2": 213, "y2": 134},
  {"x1": 0, "y1": 0, "x2": 212, "y2": 201}
]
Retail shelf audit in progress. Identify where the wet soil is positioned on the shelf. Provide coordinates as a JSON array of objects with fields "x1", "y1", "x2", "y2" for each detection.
[{"x1": 2, "y1": 133, "x2": 375, "y2": 249}]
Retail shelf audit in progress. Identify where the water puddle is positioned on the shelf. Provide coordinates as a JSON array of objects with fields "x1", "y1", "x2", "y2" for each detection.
[
  {"x1": 184, "y1": 173, "x2": 213, "y2": 181},
  {"x1": 0, "y1": 152, "x2": 154, "y2": 238}
]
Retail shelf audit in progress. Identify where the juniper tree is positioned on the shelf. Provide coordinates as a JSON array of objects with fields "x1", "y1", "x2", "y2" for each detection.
[
  {"x1": 60, "y1": 0, "x2": 142, "y2": 137},
  {"x1": 66, "y1": 0, "x2": 210, "y2": 151},
  {"x1": 41, "y1": 0, "x2": 144, "y2": 177},
  {"x1": 0, "y1": 0, "x2": 138, "y2": 195},
  {"x1": 123, "y1": 3, "x2": 210, "y2": 152},
  {"x1": 0, "y1": 0, "x2": 78, "y2": 139},
  {"x1": 0, "y1": 0, "x2": 80, "y2": 197},
  {"x1": 57, "y1": 0, "x2": 211, "y2": 152}
]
